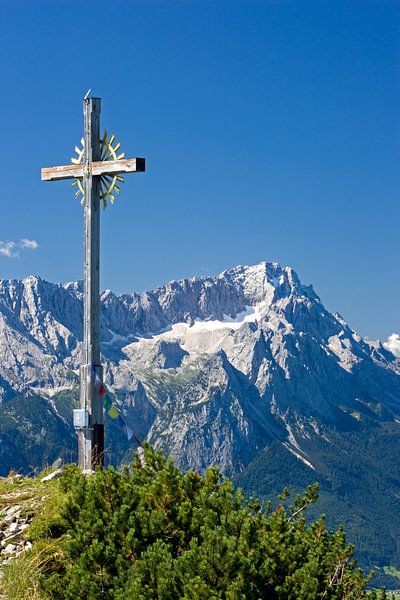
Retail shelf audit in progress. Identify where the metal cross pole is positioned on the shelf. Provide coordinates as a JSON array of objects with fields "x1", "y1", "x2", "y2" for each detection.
[{"x1": 41, "y1": 96, "x2": 145, "y2": 472}]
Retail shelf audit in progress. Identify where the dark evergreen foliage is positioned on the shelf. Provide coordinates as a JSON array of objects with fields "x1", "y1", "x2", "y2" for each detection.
[
  {"x1": 38, "y1": 446, "x2": 381, "y2": 599},
  {"x1": 234, "y1": 427, "x2": 400, "y2": 589}
]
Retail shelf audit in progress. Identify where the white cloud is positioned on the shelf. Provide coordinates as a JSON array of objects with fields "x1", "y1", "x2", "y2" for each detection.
[
  {"x1": 383, "y1": 333, "x2": 400, "y2": 358},
  {"x1": 0, "y1": 241, "x2": 19, "y2": 258},
  {"x1": 0, "y1": 238, "x2": 39, "y2": 258},
  {"x1": 20, "y1": 238, "x2": 39, "y2": 250}
]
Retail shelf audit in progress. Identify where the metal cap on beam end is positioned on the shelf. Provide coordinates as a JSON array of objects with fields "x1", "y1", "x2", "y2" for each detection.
[{"x1": 136, "y1": 158, "x2": 146, "y2": 172}]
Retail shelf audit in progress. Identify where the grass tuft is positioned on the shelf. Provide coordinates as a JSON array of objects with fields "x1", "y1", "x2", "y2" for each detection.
[{"x1": 0, "y1": 472, "x2": 68, "y2": 600}]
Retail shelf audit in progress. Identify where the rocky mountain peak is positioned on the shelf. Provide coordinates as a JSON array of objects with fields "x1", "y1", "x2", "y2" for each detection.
[
  {"x1": 0, "y1": 262, "x2": 399, "y2": 580},
  {"x1": 0, "y1": 260, "x2": 398, "y2": 428}
]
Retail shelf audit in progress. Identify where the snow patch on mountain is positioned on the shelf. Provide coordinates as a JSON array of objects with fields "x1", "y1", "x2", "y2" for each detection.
[
  {"x1": 36, "y1": 385, "x2": 74, "y2": 398},
  {"x1": 104, "y1": 331, "x2": 136, "y2": 345},
  {"x1": 128, "y1": 303, "x2": 269, "y2": 358},
  {"x1": 283, "y1": 443, "x2": 315, "y2": 470}
]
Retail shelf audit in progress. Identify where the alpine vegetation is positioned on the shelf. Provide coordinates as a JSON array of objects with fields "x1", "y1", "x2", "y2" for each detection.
[{"x1": 0, "y1": 447, "x2": 386, "y2": 600}]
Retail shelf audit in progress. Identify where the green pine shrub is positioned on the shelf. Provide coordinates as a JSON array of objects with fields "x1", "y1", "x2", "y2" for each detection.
[{"x1": 31, "y1": 444, "x2": 381, "y2": 599}]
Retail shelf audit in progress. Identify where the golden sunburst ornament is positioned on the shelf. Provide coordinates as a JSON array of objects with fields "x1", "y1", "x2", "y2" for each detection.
[{"x1": 71, "y1": 132, "x2": 125, "y2": 208}]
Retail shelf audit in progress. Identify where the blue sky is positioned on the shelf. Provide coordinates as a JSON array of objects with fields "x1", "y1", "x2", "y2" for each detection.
[{"x1": 0, "y1": 0, "x2": 398, "y2": 341}]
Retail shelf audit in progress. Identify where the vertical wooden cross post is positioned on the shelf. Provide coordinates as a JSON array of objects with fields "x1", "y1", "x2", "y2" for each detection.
[
  {"x1": 41, "y1": 96, "x2": 145, "y2": 471},
  {"x1": 81, "y1": 97, "x2": 102, "y2": 471}
]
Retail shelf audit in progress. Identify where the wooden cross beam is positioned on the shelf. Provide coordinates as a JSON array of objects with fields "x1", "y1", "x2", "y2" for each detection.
[
  {"x1": 41, "y1": 157, "x2": 145, "y2": 181},
  {"x1": 41, "y1": 97, "x2": 145, "y2": 473}
]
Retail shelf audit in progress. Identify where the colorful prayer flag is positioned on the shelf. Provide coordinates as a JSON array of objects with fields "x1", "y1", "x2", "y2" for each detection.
[
  {"x1": 125, "y1": 425, "x2": 133, "y2": 441},
  {"x1": 108, "y1": 405, "x2": 119, "y2": 419},
  {"x1": 117, "y1": 414, "x2": 126, "y2": 428},
  {"x1": 98, "y1": 383, "x2": 106, "y2": 397},
  {"x1": 104, "y1": 394, "x2": 112, "y2": 409}
]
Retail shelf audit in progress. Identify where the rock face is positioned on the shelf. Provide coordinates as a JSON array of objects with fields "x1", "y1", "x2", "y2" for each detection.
[
  {"x1": 1, "y1": 260, "x2": 399, "y2": 579},
  {"x1": 0, "y1": 490, "x2": 32, "y2": 567},
  {"x1": 0, "y1": 473, "x2": 58, "y2": 577},
  {"x1": 0, "y1": 261, "x2": 399, "y2": 475}
]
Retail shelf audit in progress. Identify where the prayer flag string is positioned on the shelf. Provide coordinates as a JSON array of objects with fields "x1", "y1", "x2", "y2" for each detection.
[{"x1": 89, "y1": 366, "x2": 142, "y2": 447}]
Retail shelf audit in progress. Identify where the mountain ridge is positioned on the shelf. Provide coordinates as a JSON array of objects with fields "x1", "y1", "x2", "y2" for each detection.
[
  {"x1": 1, "y1": 261, "x2": 399, "y2": 436},
  {"x1": 0, "y1": 261, "x2": 400, "y2": 579}
]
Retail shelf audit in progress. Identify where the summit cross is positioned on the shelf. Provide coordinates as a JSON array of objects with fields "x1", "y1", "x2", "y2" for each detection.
[{"x1": 41, "y1": 96, "x2": 145, "y2": 472}]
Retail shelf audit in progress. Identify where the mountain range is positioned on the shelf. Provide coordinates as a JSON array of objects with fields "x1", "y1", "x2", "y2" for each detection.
[{"x1": 0, "y1": 261, "x2": 399, "y2": 586}]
